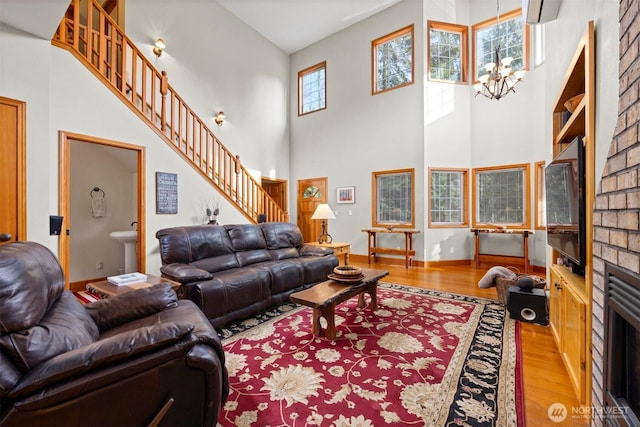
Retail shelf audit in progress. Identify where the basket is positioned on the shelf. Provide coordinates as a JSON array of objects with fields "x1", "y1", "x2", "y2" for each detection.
[{"x1": 496, "y1": 274, "x2": 546, "y2": 305}]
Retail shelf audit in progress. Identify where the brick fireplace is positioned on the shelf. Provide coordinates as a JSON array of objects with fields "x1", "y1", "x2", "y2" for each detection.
[{"x1": 592, "y1": 0, "x2": 640, "y2": 425}]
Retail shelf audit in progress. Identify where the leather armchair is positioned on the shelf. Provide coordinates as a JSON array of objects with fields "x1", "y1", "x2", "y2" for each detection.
[{"x1": 0, "y1": 241, "x2": 229, "y2": 426}]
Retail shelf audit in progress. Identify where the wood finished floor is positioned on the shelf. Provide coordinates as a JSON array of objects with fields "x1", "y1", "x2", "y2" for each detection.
[{"x1": 347, "y1": 259, "x2": 589, "y2": 427}]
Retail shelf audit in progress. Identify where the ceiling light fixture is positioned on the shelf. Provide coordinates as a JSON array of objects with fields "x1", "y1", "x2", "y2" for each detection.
[
  {"x1": 474, "y1": 0, "x2": 525, "y2": 100},
  {"x1": 153, "y1": 38, "x2": 165, "y2": 57}
]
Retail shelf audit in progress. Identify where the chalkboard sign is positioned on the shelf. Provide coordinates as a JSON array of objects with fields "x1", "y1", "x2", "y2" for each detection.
[{"x1": 156, "y1": 172, "x2": 178, "y2": 214}]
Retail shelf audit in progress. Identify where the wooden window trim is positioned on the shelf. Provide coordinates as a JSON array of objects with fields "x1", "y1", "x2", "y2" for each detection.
[
  {"x1": 427, "y1": 20, "x2": 469, "y2": 84},
  {"x1": 372, "y1": 168, "x2": 415, "y2": 228},
  {"x1": 534, "y1": 160, "x2": 546, "y2": 230},
  {"x1": 298, "y1": 61, "x2": 327, "y2": 116},
  {"x1": 428, "y1": 168, "x2": 469, "y2": 228},
  {"x1": 471, "y1": 163, "x2": 531, "y2": 230},
  {"x1": 371, "y1": 24, "x2": 415, "y2": 95},
  {"x1": 471, "y1": 8, "x2": 530, "y2": 84}
]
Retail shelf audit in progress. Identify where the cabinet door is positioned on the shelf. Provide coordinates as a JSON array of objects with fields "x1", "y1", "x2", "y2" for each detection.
[
  {"x1": 549, "y1": 268, "x2": 563, "y2": 346},
  {"x1": 562, "y1": 284, "x2": 586, "y2": 403}
]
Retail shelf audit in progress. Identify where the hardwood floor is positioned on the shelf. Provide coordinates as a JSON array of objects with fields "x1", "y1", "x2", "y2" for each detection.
[{"x1": 347, "y1": 259, "x2": 589, "y2": 427}]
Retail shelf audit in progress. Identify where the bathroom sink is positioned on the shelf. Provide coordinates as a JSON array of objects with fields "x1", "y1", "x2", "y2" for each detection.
[
  {"x1": 109, "y1": 230, "x2": 138, "y2": 242},
  {"x1": 109, "y1": 230, "x2": 138, "y2": 273}
]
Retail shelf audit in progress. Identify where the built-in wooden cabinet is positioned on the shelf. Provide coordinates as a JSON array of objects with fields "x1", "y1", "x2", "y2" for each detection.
[{"x1": 548, "y1": 21, "x2": 595, "y2": 406}]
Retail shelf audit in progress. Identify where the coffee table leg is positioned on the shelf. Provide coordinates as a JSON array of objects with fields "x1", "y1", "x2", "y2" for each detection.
[
  {"x1": 357, "y1": 282, "x2": 378, "y2": 310},
  {"x1": 320, "y1": 304, "x2": 336, "y2": 340},
  {"x1": 311, "y1": 307, "x2": 322, "y2": 337}
]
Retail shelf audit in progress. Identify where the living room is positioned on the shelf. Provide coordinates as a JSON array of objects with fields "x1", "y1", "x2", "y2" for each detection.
[{"x1": 0, "y1": 0, "x2": 630, "y2": 425}]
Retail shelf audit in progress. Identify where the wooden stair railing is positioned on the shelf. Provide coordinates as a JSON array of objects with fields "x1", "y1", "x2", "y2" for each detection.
[{"x1": 52, "y1": 0, "x2": 287, "y2": 224}]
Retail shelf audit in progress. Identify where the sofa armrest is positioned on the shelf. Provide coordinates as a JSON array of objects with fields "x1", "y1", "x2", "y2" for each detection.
[
  {"x1": 160, "y1": 263, "x2": 213, "y2": 283},
  {"x1": 9, "y1": 321, "x2": 196, "y2": 400},
  {"x1": 85, "y1": 283, "x2": 177, "y2": 331},
  {"x1": 299, "y1": 245, "x2": 334, "y2": 257}
]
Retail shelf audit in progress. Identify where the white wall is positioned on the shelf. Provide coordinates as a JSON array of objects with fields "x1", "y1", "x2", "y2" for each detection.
[{"x1": 0, "y1": 2, "x2": 291, "y2": 276}]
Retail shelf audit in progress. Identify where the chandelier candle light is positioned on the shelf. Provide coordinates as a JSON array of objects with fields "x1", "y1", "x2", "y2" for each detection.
[{"x1": 474, "y1": 0, "x2": 526, "y2": 100}]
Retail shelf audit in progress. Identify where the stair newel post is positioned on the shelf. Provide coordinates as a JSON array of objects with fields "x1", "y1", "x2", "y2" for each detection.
[
  {"x1": 234, "y1": 155, "x2": 241, "y2": 174},
  {"x1": 160, "y1": 71, "x2": 168, "y2": 132}
]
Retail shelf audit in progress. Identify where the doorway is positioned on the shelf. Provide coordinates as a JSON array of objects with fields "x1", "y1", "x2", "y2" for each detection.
[
  {"x1": 261, "y1": 177, "x2": 288, "y2": 215},
  {"x1": 0, "y1": 97, "x2": 26, "y2": 244},
  {"x1": 59, "y1": 131, "x2": 145, "y2": 290},
  {"x1": 297, "y1": 177, "x2": 327, "y2": 243}
]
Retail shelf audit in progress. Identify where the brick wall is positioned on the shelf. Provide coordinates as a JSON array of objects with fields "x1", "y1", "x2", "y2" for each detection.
[{"x1": 591, "y1": 0, "x2": 640, "y2": 424}]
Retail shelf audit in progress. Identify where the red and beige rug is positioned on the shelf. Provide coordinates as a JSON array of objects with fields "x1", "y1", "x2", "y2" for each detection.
[{"x1": 217, "y1": 283, "x2": 524, "y2": 427}]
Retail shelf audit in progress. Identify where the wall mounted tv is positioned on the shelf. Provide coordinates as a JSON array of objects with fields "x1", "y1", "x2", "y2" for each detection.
[{"x1": 545, "y1": 136, "x2": 586, "y2": 275}]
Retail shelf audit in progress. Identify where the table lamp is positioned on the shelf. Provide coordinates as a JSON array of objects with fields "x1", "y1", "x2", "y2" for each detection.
[{"x1": 311, "y1": 203, "x2": 336, "y2": 243}]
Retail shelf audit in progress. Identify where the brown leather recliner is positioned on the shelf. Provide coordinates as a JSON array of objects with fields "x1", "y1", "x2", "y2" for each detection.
[{"x1": 0, "y1": 241, "x2": 229, "y2": 426}]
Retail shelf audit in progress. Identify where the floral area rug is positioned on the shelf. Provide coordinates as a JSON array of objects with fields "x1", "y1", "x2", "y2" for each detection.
[{"x1": 217, "y1": 283, "x2": 524, "y2": 427}]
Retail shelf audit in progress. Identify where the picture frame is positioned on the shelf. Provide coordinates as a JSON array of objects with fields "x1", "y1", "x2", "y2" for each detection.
[{"x1": 336, "y1": 186, "x2": 355, "y2": 204}]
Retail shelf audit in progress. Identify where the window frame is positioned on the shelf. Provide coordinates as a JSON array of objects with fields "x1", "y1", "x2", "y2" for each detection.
[
  {"x1": 535, "y1": 160, "x2": 546, "y2": 230},
  {"x1": 298, "y1": 61, "x2": 327, "y2": 116},
  {"x1": 371, "y1": 24, "x2": 415, "y2": 95},
  {"x1": 471, "y1": 163, "x2": 531, "y2": 230},
  {"x1": 372, "y1": 168, "x2": 415, "y2": 228},
  {"x1": 428, "y1": 168, "x2": 469, "y2": 228},
  {"x1": 471, "y1": 8, "x2": 529, "y2": 83},
  {"x1": 427, "y1": 20, "x2": 469, "y2": 84}
]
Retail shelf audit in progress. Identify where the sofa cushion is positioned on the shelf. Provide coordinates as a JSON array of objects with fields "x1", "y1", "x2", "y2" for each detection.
[
  {"x1": 260, "y1": 222, "x2": 303, "y2": 249},
  {"x1": 225, "y1": 224, "x2": 268, "y2": 252},
  {"x1": 0, "y1": 242, "x2": 66, "y2": 334},
  {"x1": 86, "y1": 283, "x2": 178, "y2": 332},
  {"x1": 156, "y1": 225, "x2": 237, "y2": 265},
  {"x1": 0, "y1": 292, "x2": 99, "y2": 372}
]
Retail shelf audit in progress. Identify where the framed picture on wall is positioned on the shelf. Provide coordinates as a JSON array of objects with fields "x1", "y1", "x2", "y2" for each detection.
[{"x1": 336, "y1": 186, "x2": 355, "y2": 204}]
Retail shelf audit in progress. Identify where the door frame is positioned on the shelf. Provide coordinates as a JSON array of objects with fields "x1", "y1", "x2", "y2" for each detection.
[
  {"x1": 261, "y1": 177, "x2": 288, "y2": 214},
  {"x1": 0, "y1": 96, "x2": 27, "y2": 242},
  {"x1": 58, "y1": 131, "x2": 146, "y2": 287}
]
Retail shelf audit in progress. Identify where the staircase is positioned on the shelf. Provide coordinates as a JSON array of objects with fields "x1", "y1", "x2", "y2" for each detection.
[{"x1": 52, "y1": 0, "x2": 287, "y2": 224}]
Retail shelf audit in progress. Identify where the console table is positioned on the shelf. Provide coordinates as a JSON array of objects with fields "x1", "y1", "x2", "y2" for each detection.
[
  {"x1": 471, "y1": 228, "x2": 534, "y2": 273},
  {"x1": 361, "y1": 228, "x2": 420, "y2": 268}
]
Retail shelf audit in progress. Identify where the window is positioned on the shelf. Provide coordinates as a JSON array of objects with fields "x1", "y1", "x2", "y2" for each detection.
[
  {"x1": 535, "y1": 161, "x2": 546, "y2": 229},
  {"x1": 472, "y1": 164, "x2": 530, "y2": 229},
  {"x1": 372, "y1": 25, "x2": 414, "y2": 94},
  {"x1": 472, "y1": 9, "x2": 529, "y2": 81},
  {"x1": 298, "y1": 61, "x2": 326, "y2": 116},
  {"x1": 427, "y1": 21, "x2": 469, "y2": 83},
  {"x1": 372, "y1": 168, "x2": 415, "y2": 228},
  {"x1": 429, "y1": 168, "x2": 469, "y2": 227},
  {"x1": 533, "y1": 23, "x2": 545, "y2": 67}
]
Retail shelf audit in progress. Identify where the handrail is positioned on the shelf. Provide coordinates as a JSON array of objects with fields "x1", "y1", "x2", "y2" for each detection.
[{"x1": 52, "y1": 0, "x2": 287, "y2": 223}]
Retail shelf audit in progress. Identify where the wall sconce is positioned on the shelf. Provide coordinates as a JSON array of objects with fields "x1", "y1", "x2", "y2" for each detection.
[
  {"x1": 214, "y1": 111, "x2": 226, "y2": 127},
  {"x1": 153, "y1": 38, "x2": 165, "y2": 57}
]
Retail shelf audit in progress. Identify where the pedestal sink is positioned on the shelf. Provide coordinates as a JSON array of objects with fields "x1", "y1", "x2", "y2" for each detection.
[{"x1": 109, "y1": 230, "x2": 138, "y2": 273}]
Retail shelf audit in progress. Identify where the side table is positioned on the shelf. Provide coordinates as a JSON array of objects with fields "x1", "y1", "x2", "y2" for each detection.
[
  {"x1": 86, "y1": 274, "x2": 180, "y2": 298},
  {"x1": 306, "y1": 241, "x2": 351, "y2": 265}
]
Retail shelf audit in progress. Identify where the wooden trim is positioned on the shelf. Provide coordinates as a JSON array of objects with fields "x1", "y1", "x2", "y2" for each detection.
[
  {"x1": 471, "y1": 163, "x2": 531, "y2": 230},
  {"x1": 371, "y1": 24, "x2": 415, "y2": 95},
  {"x1": 534, "y1": 160, "x2": 546, "y2": 230},
  {"x1": 58, "y1": 131, "x2": 146, "y2": 289},
  {"x1": 298, "y1": 61, "x2": 327, "y2": 116},
  {"x1": 0, "y1": 97, "x2": 27, "y2": 242},
  {"x1": 371, "y1": 168, "x2": 415, "y2": 229},
  {"x1": 426, "y1": 20, "x2": 469, "y2": 84},
  {"x1": 471, "y1": 8, "x2": 530, "y2": 83},
  {"x1": 428, "y1": 167, "x2": 469, "y2": 228}
]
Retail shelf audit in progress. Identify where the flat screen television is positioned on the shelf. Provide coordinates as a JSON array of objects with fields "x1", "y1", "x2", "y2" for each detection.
[{"x1": 545, "y1": 136, "x2": 586, "y2": 275}]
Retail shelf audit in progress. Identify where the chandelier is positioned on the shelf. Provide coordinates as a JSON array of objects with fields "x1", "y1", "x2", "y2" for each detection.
[{"x1": 474, "y1": 0, "x2": 526, "y2": 100}]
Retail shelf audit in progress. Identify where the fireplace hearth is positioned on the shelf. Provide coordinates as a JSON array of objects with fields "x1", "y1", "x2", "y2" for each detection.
[{"x1": 604, "y1": 263, "x2": 640, "y2": 427}]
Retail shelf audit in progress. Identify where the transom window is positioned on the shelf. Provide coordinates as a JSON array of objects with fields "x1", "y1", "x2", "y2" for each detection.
[
  {"x1": 472, "y1": 164, "x2": 530, "y2": 229},
  {"x1": 372, "y1": 168, "x2": 415, "y2": 228},
  {"x1": 427, "y1": 21, "x2": 469, "y2": 83},
  {"x1": 372, "y1": 25, "x2": 414, "y2": 94},
  {"x1": 472, "y1": 9, "x2": 528, "y2": 82},
  {"x1": 429, "y1": 168, "x2": 469, "y2": 227},
  {"x1": 298, "y1": 61, "x2": 326, "y2": 116}
]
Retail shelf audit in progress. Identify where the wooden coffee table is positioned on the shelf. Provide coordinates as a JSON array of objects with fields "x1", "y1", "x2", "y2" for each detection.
[{"x1": 289, "y1": 268, "x2": 389, "y2": 340}]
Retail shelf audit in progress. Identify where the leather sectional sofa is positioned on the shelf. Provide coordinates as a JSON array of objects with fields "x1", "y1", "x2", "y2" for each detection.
[
  {"x1": 0, "y1": 241, "x2": 228, "y2": 427},
  {"x1": 156, "y1": 222, "x2": 339, "y2": 328}
]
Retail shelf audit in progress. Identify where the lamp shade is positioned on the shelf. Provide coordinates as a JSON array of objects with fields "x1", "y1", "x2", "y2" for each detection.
[{"x1": 311, "y1": 204, "x2": 335, "y2": 220}]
